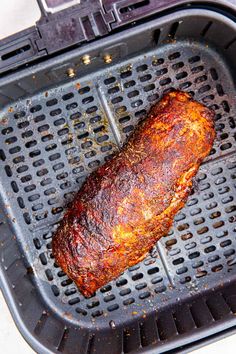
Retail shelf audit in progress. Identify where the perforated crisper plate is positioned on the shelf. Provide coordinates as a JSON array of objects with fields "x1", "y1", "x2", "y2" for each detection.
[{"x1": 1, "y1": 39, "x2": 236, "y2": 331}]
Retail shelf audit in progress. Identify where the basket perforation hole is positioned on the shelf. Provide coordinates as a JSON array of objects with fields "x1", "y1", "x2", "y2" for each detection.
[
  {"x1": 156, "y1": 68, "x2": 168, "y2": 77},
  {"x1": 54, "y1": 118, "x2": 66, "y2": 126},
  {"x1": 154, "y1": 285, "x2": 166, "y2": 293},
  {"x1": 160, "y1": 77, "x2": 171, "y2": 86},
  {"x1": 176, "y1": 71, "x2": 188, "y2": 80},
  {"x1": 46, "y1": 99, "x2": 58, "y2": 107},
  {"x1": 221, "y1": 100, "x2": 230, "y2": 113},
  {"x1": 61, "y1": 278, "x2": 73, "y2": 287},
  {"x1": 220, "y1": 240, "x2": 232, "y2": 248},
  {"x1": 30, "y1": 105, "x2": 42, "y2": 113},
  {"x1": 228, "y1": 117, "x2": 235, "y2": 129},
  {"x1": 45, "y1": 269, "x2": 53, "y2": 281},
  {"x1": 177, "y1": 223, "x2": 189, "y2": 231},
  {"x1": 4, "y1": 165, "x2": 13, "y2": 177},
  {"x1": 210, "y1": 68, "x2": 218, "y2": 80},
  {"x1": 140, "y1": 74, "x2": 152, "y2": 82},
  {"x1": 66, "y1": 102, "x2": 78, "y2": 110},
  {"x1": 28, "y1": 194, "x2": 40, "y2": 202},
  {"x1": 121, "y1": 70, "x2": 132, "y2": 79},
  {"x1": 11, "y1": 181, "x2": 19, "y2": 193},
  {"x1": 86, "y1": 106, "x2": 98, "y2": 114},
  {"x1": 5, "y1": 136, "x2": 17, "y2": 144},
  {"x1": 14, "y1": 111, "x2": 25, "y2": 119},
  {"x1": 212, "y1": 264, "x2": 223, "y2": 272},
  {"x1": 165, "y1": 239, "x2": 177, "y2": 248},
  {"x1": 127, "y1": 90, "x2": 139, "y2": 98},
  {"x1": 188, "y1": 55, "x2": 200, "y2": 64},
  {"x1": 192, "y1": 260, "x2": 203, "y2": 269},
  {"x1": 191, "y1": 65, "x2": 204, "y2": 74},
  {"x1": 172, "y1": 61, "x2": 184, "y2": 70},
  {"x1": 104, "y1": 77, "x2": 116, "y2": 85},
  {"x1": 50, "y1": 108, "x2": 62, "y2": 116},
  {"x1": 190, "y1": 207, "x2": 202, "y2": 216},
  {"x1": 169, "y1": 248, "x2": 181, "y2": 257},
  {"x1": 189, "y1": 252, "x2": 200, "y2": 259},
  {"x1": 136, "y1": 64, "x2": 148, "y2": 72},
  {"x1": 123, "y1": 298, "x2": 135, "y2": 306},
  {"x1": 24, "y1": 185, "x2": 36, "y2": 193},
  {"x1": 107, "y1": 304, "x2": 119, "y2": 312},
  {"x1": 195, "y1": 75, "x2": 207, "y2": 84},
  {"x1": 187, "y1": 198, "x2": 198, "y2": 207},
  {"x1": 120, "y1": 287, "x2": 132, "y2": 297},
  {"x1": 22, "y1": 130, "x2": 34, "y2": 139},
  {"x1": 139, "y1": 291, "x2": 151, "y2": 300},
  {"x1": 90, "y1": 115, "x2": 101, "y2": 124},
  {"x1": 82, "y1": 96, "x2": 94, "y2": 105},
  {"x1": 100, "y1": 284, "x2": 112, "y2": 293},
  {"x1": 21, "y1": 174, "x2": 32, "y2": 183},
  {"x1": 198, "y1": 85, "x2": 211, "y2": 94},
  {"x1": 179, "y1": 81, "x2": 192, "y2": 90},
  {"x1": 42, "y1": 135, "x2": 54, "y2": 144},
  {"x1": 87, "y1": 300, "x2": 99, "y2": 309},
  {"x1": 32, "y1": 203, "x2": 44, "y2": 211},
  {"x1": 68, "y1": 297, "x2": 80, "y2": 305},
  {"x1": 51, "y1": 285, "x2": 60, "y2": 296},
  {"x1": 62, "y1": 93, "x2": 74, "y2": 101},
  {"x1": 225, "y1": 205, "x2": 236, "y2": 213},
  {"x1": 78, "y1": 86, "x2": 90, "y2": 95},
  {"x1": 168, "y1": 52, "x2": 180, "y2": 60},
  {"x1": 23, "y1": 213, "x2": 31, "y2": 225},
  {"x1": 76, "y1": 308, "x2": 87, "y2": 316},
  {"x1": 124, "y1": 80, "x2": 135, "y2": 89},
  {"x1": 208, "y1": 255, "x2": 220, "y2": 263},
  {"x1": 34, "y1": 114, "x2": 45, "y2": 123},
  {"x1": 2, "y1": 127, "x2": 13, "y2": 135},
  {"x1": 220, "y1": 142, "x2": 232, "y2": 151},
  {"x1": 116, "y1": 278, "x2": 127, "y2": 287},
  {"x1": 147, "y1": 267, "x2": 159, "y2": 275},
  {"x1": 185, "y1": 242, "x2": 196, "y2": 251},
  {"x1": 176, "y1": 266, "x2": 188, "y2": 275},
  {"x1": 224, "y1": 249, "x2": 235, "y2": 258},
  {"x1": 107, "y1": 86, "x2": 120, "y2": 96},
  {"x1": 196, "y1": 270, "x2": 207, "y2": 278},
  {"x1": 103, "y1": 294, "x2": 116, "y2": 302},
  {"x1": 111, "y1": 96, "x2": 123, "y2": 104},
  {"x1": 147, "y1": 93, "x2": 159, "y2": 102},
  {"x1": 91, "y1": 310, "x2": 103, "y2": 318},
  {"x1": 135, "y1": 282, "x2": 147, "y2": 290},
  {"x1": 180, "y1": 276, "x2": 191, "y2": 284},
  {"x1": 200, "y1": 236, "x2": 212, "y2": 244},
  {"x1": 65, "y1": 288, "x2": 76, "y2": 296},
  {"x1": 204, "y1": 245, "x2": 216, "y2": 253},
  {"x1": 193, "y1": 217, "x2": 205, "y2": 225},
  {"x1": 213, "y1": 220, "x2": 224, "y2": 228},
  {"x1": 181, "y1": 232, "x2": 193, "y2": 241},
  {"x1": 135, "y1": 109, "x2": 146, "y2": 118},
  {"x1": 173, "y1": 257, "x2": 184, "y2": 265}
]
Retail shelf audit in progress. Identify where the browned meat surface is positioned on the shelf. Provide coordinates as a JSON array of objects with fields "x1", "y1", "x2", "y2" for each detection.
[{"x1": 52, "y1": 90, "x2": 215, "y2": 297}]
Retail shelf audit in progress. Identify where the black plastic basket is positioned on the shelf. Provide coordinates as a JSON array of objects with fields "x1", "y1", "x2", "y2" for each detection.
[{"x1": 1, "y1": 1, "x2": 236, "y2": 353}]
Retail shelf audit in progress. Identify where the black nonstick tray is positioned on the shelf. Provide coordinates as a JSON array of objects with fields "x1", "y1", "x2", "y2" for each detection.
[{"x1": 1, "y1": 6, "x2": 236, "y2": 354}]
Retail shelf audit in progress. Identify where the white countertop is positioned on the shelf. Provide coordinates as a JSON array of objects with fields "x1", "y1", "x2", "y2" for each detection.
[{"x1": 1, "y1": 1, "x2": 236, "y2": 353}]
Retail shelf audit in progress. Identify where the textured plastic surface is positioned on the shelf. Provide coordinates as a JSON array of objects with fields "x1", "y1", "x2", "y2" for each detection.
[
  {"x1": 1, "y1": 8, "x2": 236, "y2": 354},
  {"x1": 1, "y1": 0, "x2": 236, "y2": 75}
]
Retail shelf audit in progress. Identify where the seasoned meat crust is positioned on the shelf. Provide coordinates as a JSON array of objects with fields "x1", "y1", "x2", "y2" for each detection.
[{"x1": 52, "y1": 91, "x2": 215, "y2": 297}]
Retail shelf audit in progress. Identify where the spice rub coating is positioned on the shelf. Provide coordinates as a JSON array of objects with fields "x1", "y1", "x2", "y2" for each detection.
[{"x1": 52, "y1": 91, "x2": 215, "y2": 297}]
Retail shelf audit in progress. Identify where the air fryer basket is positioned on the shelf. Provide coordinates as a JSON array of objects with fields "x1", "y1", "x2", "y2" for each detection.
[{"x1": 1, "y1": 7, "x2": 236, "y2": 354}]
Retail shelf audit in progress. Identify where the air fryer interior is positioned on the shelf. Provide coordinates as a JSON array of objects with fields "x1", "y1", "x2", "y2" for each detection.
[{"x1": 1, "y1": 8, "x2": 236, "y2": 354}]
